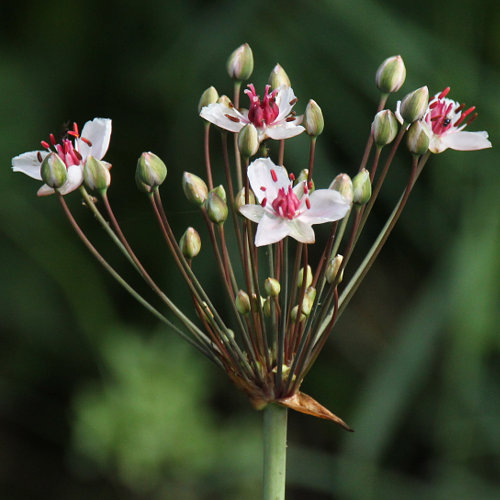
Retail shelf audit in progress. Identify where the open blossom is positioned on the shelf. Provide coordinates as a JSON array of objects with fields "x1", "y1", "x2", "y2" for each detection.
[
  {"x1": 239, "y1": 158, "x2": 351, "y2": 246},
  {"x1": 200, "y1": 84, "x2": 304, "y2": 142},
  {"x1": 12, "y1": 118, "x2": 112, "y2": 196},
  {"x1": 396, "y1": 88, "x2": 491, "y2": 154}
]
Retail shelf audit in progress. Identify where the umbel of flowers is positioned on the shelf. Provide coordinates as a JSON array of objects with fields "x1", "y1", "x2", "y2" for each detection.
[{"x1": 12, "y1": 44, "x2": 491, "y2": 499}]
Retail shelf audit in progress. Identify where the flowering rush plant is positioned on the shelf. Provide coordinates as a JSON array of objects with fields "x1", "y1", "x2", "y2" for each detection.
[{"x1": 12, "y1": 44, "x2": 491, "y2": 498}]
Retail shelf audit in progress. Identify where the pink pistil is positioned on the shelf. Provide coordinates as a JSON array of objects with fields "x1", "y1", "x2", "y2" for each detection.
[
  {"x1": 271, "y1": 186, "x2": 302, "y2": 220},
  {"x1": 244, "y1": 84, "x2": 279, "y2": 128}
]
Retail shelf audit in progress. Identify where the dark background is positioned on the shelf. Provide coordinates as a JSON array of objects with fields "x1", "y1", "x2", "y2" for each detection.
[{"x1": 1, "y1": 0, "x2": 499, "y2": 498}]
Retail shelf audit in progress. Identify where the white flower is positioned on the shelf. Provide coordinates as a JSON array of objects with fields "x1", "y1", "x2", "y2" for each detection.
[
  {"x1": 12, "y1": 117, "x2": 112, "y2": 196},
  {"x1": 239, "y1": 158, "x2": 351, "y2": 246},
  {"x1": 396, "y1": 88, "x2": 491, "y2": 154},
  {"x1": 200, "y1": 84, "x2": 304, "y2": 142}
]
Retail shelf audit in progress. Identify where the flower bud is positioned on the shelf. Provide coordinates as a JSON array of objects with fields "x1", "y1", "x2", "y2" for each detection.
[
  {"x1": 290, "y1": 305, "x2": 306, "y2": 322},
  {"x1": 295, "y1": 169, "x2": 314, "y2": 192},
  {"x1": 375, "y1": 55, "x2": 406, "y2": 94},
  {"x1": 268, "y1": 63, "x2": 291, "y2": 89},
  {"x1": 217, "y1": 95, "x2": 232, "y2": 106},
  {"x1": 205, "y1": 191, "x2": 228, "y2": 224},
  {"x1": 297, "y1": 265, "x2": 313, "y2": 288},
  {"x1": 352, "y1": 169, "x2": 371, "y2": 205},
  {"x1": 251, "y1": 293, "x2": 265, "y2": 313},
  {"x1": 399, "y1": 86, "x2": 429, "y2": 123},
  {"x1": 226, "y1": 43, "x2": 254, "y2": 81},
  {"x1": 83, "y1": 155, "x2": 111, "y2": 192},
  {"x1": 303, "y1": 286, "x2": 317, "y2": 315},
  {"x1": 179, "y1": 227, "x2": 201, "y2": 259},
  {"x1": 371, "y1": 110, "x2": 398, "y2": 147},
  {"x1": 182, "y1": 172, "x2": 208, "y2": 206},
  {"x1": 304, "y1": 99, "x2": 324, "y2": 137},
  {"x1": 329, "y1": 173, "x2": 353, "y2": 204},
  {"x1": 41, "y1": 153, "x2": 67, "y2": 188},
  {"x1": 136, "y1": 152, "x2": 167, "y2": 193},
  {"x1": 238, "y1": 123, "x2": 259, "y2": 158},
  {"x1": 326, "y1": 254, "x2": 343, "y2": 284},
  {"x1": 236, "y1": 290, "x2": 251, "y2": 315},
  {"x1": 263, "y1": 297, "x2": 271, "y2": 317},
  {"x1": 406, "y1": 121, "x2": 430, "y2": 155},
  {"x1": 264, "y1": 277, "x2": 281, "y2": 297},
  {"x1": 198, "y1": 86, "x2": 219, "y2": 113},
  {"x1": 212, "y1": 185, "x2": 227, "y2": 203},
  {"x1": 234, "y1": 187, "x2": 256, "y2": 211}
]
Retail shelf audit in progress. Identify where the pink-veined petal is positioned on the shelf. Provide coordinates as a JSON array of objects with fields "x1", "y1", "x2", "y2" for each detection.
[
  {"x1": 239, "y1": 204, "x2": 265, "y2": 223},
  {"x1": 12, "y1": 151, "x2": 47, "y2": 180},
  {"x1": 299, "y1": 189, "x2": 351, "y2": 224},
  {"x1": 200, "y1": 102, "x2": 247, "y2": 133},
  {"x1": 439, "y1": 130, "x2": 491, "y2": 152},
  {"x1": 254, "y1": 214, "x2": 291, "y2": 246},
  {"x1": 286, "y1": 219, "x2": 315, "y2": 244},
  {"x1": 77, "y1": 118, "x2": 112, "y2": 161},
  {"x1": 247, "y1": 157, "x2": 290, "y2": 203}
]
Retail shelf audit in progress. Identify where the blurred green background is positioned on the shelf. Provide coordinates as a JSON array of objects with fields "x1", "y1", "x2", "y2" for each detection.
[{"x1": 1, "y1": 0, "x2": 499, "y2": 498}]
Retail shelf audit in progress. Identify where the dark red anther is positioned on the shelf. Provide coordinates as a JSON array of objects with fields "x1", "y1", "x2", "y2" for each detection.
[
  {"x1": 81, "y1": 137, "x2": 93, "y2": 147},
  {"x1": 455, "y1": 103, "x2": 466, "y2": 113},
  {"x1": 225, "y1": 114, "x2": 240, "y2": 123},
  {"x1": 289, "y1": 173, "x2": 295, "y2": 181},
  {"x1": 305, "y1": 198, "x2": 311, "y2": 209},
  {"x1": 429, "y1": 100, "x2": 438, "y2": 109},
  {"x1": 455, "y1": 106, "x2": 476, "y2": 127},
  {"x1": 285, "y1": 116, "x2": 296, "y2": 122},
  {"x1": 271, "y1": 169, "x2": 278, "y2": 182},
  {"x1": 41, "y1": 140, "x2": 50, "y2": 149},
  {"x1": 438, "y1": 87, "x2": 451, "y2": 99},
  {"x1": 260, "y1": 186, "x2": 267, "y2": 191},
  {"x1": 68, "y1": 122, "x2": 79, "y2": 137},
  {"x1": 466, "y1": 112, "x2": 478, "y2": 126},
  {"x1": 308, "y1": 181, "x2": 313, "y2": 190},
  {"x1": 37, "y1": 152, "x2": 43, "y2": 162},
  {"x1": 289, "y1": 98, "x2": 298, "y2": 106},
  {"x1": 74, "y1": 150, "x2": 82, "y2": 161},
  {"x1": 303, "y1": 183, "x2": 309, "y2": 194},
  {"x1": 261, "y1": 198, "x2": 267, "y2": 207}
]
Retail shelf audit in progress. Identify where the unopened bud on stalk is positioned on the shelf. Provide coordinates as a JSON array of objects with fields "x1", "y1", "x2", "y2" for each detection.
[
  {"x1": 297, "y1": 265, "x2": 313, "y2": 288},
  {"x1": 182, "y1": 172, "x2": 208, "y2": 206},
  {"x1": 371, "y1": 110, "x2": 398, "y2": 147},
  {"x1": 291, "y1": 305, "x2": 306, "y2": 322},
  {"x1": 296, "y1": 169, "x2": 314, "y2": 191},
  {"x1": 226, "y1": 43, "x2": 254, "y2": 81},
  {"x1": 179, "y1": 227, "x2": 201, "y2": 259},
  {"x1": 206, "y1": 191, "x2": 228, "y2": 224},
  {"x1": 41, "y1": 153, "x2": 67, "y2": 188},
  {"x1": 304, "y1": 99, "x2": 324, "y2": 137},
  {"x1": 83, "y1": 155, "x2": 111, "y2": 192},
  {"x1": 212, "y1": 185, "x2": 227, "y2": 203},
  {"x1": 268, "y1": 63, "x2": 291, "y2": 89},
  {"x1": 198, "y1": 86, "x2": 219, "y2": 113},
  {"x1": 291, "y1": 288, "x2": 316, "y2": 321},
  {"x1": 406, "y1": 121, "x2": 430, "y2": 155},
  {"x1": 238, "y1": 123, "x2": 259, "y2": 158},
  {"x1": 234, "y1": 187, "x2": 256, "y2": 210},
  {"x1": 263, "y1": 297, "x2": 271, "y2": 317},
  {"x1": 326, "y1": 254, "x2": 344, "y2": 284},
  {"x1": 236, "y1": 290, "x2": 251, "y2": 315},
  {"x1": 135, "y1": 152, "x2": 167, "y2": 193},
  {"x1": 264, "y1": 277, "x2": 281, "y2": 297},
  {"x1": 399, "y1": 86, "x2": 429, "y2": 123},
  {"x1": 352, "y1": 169, "x2": 372, "y2": 205},
  {"x1": 217, "y1": 95, "x2": 232, "y2": 106},
  {"x1": 251, "y1": 293, "x2": 265, "y2": 312},
  {"x1": 375, "y1": 55, "x2": 406, "y2": 94},
  {"x1": 329, "y1": 173, "x2": 353, "y2": 204}
]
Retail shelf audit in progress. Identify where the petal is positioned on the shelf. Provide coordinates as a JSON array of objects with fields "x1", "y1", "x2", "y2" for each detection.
[
  {"x1": 265, "y1": 122, "x2": 305, "y2": 140},
  {"x1": 275, "y1": 86, "x2": 298, "y2": 122},
  {"x1": 37, "y1": 184, "x2": 55, "y2": 196},
  {"x1": 299, "y1": 189, "x2": 351, "y2": 224},
  {"x1": 247, "y1": 157, "x2": 290, "y2": 203},
  {"x1": 439, "y1": 130, "x2": 492, "y2": 152},
  {"x1": 286, "y1": 219, "x2": 315, "y2": 244},
  {"x1": 38, "y1": 165, "x2": 84, "y2": 196},
  {"x1": 12, "y1": 151, "x2": 47, "y2": 180},
  {"x1": 254, "y1": 214, "x2": 291, "y2": 246},
  {"x1": 239, "y1": 204, "x2": 265, "y2": 223},
  {"x1": 200, "y1": 102, "x2": 247, "y2": 133},
  {"x1": 77, "y1": 118, "x2": 112, "y2": 161}
]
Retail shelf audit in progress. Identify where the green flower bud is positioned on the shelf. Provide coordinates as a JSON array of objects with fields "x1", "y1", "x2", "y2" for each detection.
[
  {"x1": 179, "y1": 227, "x2": 201, "y2": 259},
  {"x1": 371, "y1": 110, "x2": 399, "y2": 147},
  {"x1": 251, "y1": 293, "x2": 265, "y2": 313},
  {"x1": 406, "y1": 121, "x2": 430, "y2": 155},
  {"x1": 329, "y1": 173, "x2": 353, "y2": 204},
  {"x1": 41, "y1": 152, "x2": 67, "y2": 188},
  {"x1": 83, "y1": 155, "x2": 111, "y2": 192},
  {"x1": 326, "y1": 254, "x2": 343, "y2": 284},
  {"x1": 297, "y1": 265, "x2": 313, "y2": 288},
  {"x1": 268, "y1": 63, "x2": 291, "y2": 89},
  {"x1": 234, "y1": 187, "x2": 255, "y2": 211},
  {"x1": 217, "y1": 95, "x2": 232, "y2": 106},
  {"x1": 226, "y1": 43, "x2": 254, "y2": 81},
  {"x1": 302, "y1": 286, "x2": 317, "y2": 315},
  {"x1": 136, "y1": 152, "x2": 167, "y2": 193},
  {"x1": 264, "y1": 277, "x2": 281, "y2": 297},
  {"x1": 236, "y1": 290, "x2": 251, "y2": 315},
  {"x1": 304, "y1": 99, "x2": 324, "y2": 137},
  {"x1": 399, "y1": 86, "x2": 429, "y2": 123},
  {"x1": 212, "y1": 185, "x2": 227, "y2": 203},
  {"x1": 290, "y1": 305, "x2": 306, "y2": 322},
  {"x1": 352, "y1": 169, "x2": 372, "y2": 205},
  {"x1": 375, "y1": 55, "x2": 406, "y2": 94},
  {"x1": 205, "y1": 191, "x2": 228, "y2": 224},
  {"x1": 182, "y1": 172, "x2": 208, "y2": 206},
  {"x1": 238, "y1": 123, "x2": 259, "y2": 158},
  {"x1": 198, "y1": 86, "x2": 219, "y2": 113},
  {"x1": 263, "y1": 297, "x2": 271, "y2": 317}
]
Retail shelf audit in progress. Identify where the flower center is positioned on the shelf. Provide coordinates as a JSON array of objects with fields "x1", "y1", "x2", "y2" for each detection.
[
  {"x1": 427, "y1": 87, "x2": 478, "y2": 136},
  {"x1": 271, "y1": 185, "x2": 302, "y2": 219},
  {"x1": 244, "y1": 84, "x2": 279, "y2": 128}
]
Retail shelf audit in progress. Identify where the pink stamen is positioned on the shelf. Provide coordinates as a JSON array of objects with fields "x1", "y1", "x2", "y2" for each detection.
[
  {"x1": 289, "y1": 173, "x2": 295, "y2": 181},
  {"x1": 260, "y1": 186, "x2": 267, "y2": 191},
  {"x1": 271, "y1": 185, "x2": 302, "y2": 220},
  {"x1": 245, "y1": 83, "x2": 280, "y2": 128},
  {"x1": 438, "y1": 87, "x2": 450, "y2": 99},
  {"x1": 262, "y1": 198, "x2": 267, "y2": 207},
  {"x1": 49, "y1": 133, "x2": 56, "y2": 146},
  {"x1": 305, "y1": 198, "x2": 311, "y2": 209},
  {"x1": 81, "y1": 137, "x2": 93, "y2": 146},
  {"x1": 271, "y1": 169, "x2": 278, "y2": 182},
  {"x1": 41, "y1": 140, "x2": 50, "y2": 149}
]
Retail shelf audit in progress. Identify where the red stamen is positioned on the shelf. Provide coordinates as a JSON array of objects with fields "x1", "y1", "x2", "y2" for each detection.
[
  {"x1": 260, "y1": 186, "x2": 267, "y2": 191},
  {"x1": 289, "y1": 173, "x2": 295, "y2": 181},
  {"x1": 49, "y1": 133, "x2": 56, "y2": 146},
  {"x1": 225, "y1": 114, "x2": 240, "y2": 123},
  {"x1": 305, "y1": 198, "x2": 311, "y2": 209},
  {"x1": 41, "y1": 140, "x2": 50, "y2": 149},
  {"x1": 289, "y1": 98, "x2": 298, "y2": 105},
  {"x1": 271, "y1": 169, "x2": 278, "y2": 182},
  {"x1": 308, "y1": 181, "x2": 313, "y2": 190},
  {"x1": 285, "y1": 116, "x2": 296, "y2": 122},
  {"x1": 466, "y1": 113, "x2": 478, "y2": 126},
  {"x1": 81, "y1": 137, "x2": 93, "y2": 146},
  {"x1": 37, "y1": 152, "x2": 43, "y2": 162},
  {"x1": 74, "y1": 150, "x2": 82, "y2": 161},
  {"x1": 262, "y1": 198, "x2": 267, "y2": 207},
  {"x1": 438, "y1": 87, "x2": 451, "y2": 99}
]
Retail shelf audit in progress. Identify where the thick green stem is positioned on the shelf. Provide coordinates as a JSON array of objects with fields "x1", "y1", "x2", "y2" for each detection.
[{"x1": 263, "y1": 404, "x2": 288, "y2": 500}]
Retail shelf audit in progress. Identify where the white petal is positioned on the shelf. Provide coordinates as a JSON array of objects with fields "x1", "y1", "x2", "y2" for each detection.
[
  {"x1": 275, "y1": 86, "x2": 298, "y2": 122},
  {"x1": 439, "y1": 130, "x2": 492, "y2": 152},
  {"x1": 77, "y1": 118, "x2": 112, "y2": 161},
  {"x1": 247, "y1": 157, "x2": 290, "y2": 203},
  {"x1": 299, "y1": 189, "x2": 351, "y2": 224},
  {"x1": 239, "y1": 204, "x2": 265, "y2": 223},
  {"x1": 265, "y1": 122, "x2": 305, "y2": 140},
  {"x1": 287, "y1": 219, "x2": 315, "y2": 244},
  {"x1": 200, "y1": 102, "x2": 246, "y2": 133},
  {"x1": 254, "y1": 214, "x2": 291, "y2": 246},
  {"x1": 12, "y1": 151, "x2": 47, "y2": 180},
  {"x1": 37, "y1": 184, "x2": 55, "y2": 196}
]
